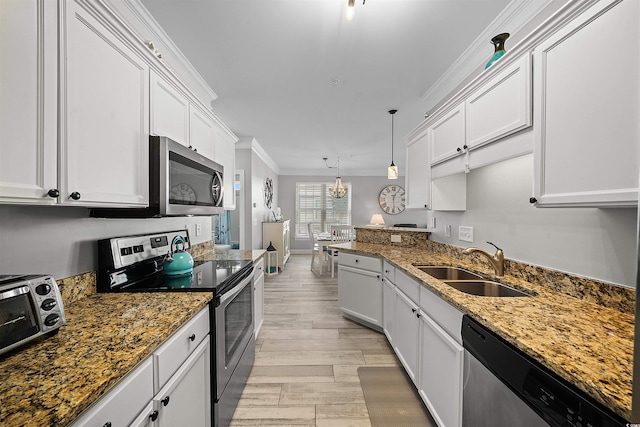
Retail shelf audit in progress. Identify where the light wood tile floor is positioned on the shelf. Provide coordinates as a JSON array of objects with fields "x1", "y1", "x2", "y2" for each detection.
[{"x1": 230, "y1": 254, "x2": 429, "y2": 426}]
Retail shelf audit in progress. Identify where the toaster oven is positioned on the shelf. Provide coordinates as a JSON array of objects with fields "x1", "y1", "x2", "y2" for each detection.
[{"x1": 0, "y1": 275, "x2": 66, "y2": 356}]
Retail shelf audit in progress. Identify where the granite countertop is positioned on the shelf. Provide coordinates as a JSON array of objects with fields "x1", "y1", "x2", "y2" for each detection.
[
  {"x1": 0, "y1": 292, "x2": 211, "y2": 427},
  {"x1": 334, "y1": 242, "x2": 634, "y2": 421},
  {"x1": 0, "y1": 248, "x2": 264, "y2": 427}
]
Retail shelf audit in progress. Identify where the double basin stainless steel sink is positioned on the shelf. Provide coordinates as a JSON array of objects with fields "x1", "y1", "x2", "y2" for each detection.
[{"x1": 414, "y1": 265, "x2": 531, "y2": 298}]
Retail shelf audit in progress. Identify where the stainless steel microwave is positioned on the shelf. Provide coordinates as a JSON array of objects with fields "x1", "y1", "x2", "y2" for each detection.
[{"x1": 92, "y1": 136, "x2": 224, "y2": 217}]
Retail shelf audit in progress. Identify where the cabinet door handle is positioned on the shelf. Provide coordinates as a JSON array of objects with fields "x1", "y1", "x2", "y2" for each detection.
[
  {"x1": 456, "y1": 147, "x2": 462, "y2": 152},
  {"x1": 189, "y1": 333, "x2": 196, "y2": 341},
  {"x1": 47, "y1": 189, "x2": 59, "y2": 198},
  {"x1": 161, "y1": 396, "x2": 170, "y2": 406},
  {"x1": 529, "y1": 197, "x2": 537, "y2": 204},
  {"x1": 416, "y1": 313, "x2": 421, "y2": 318},
  {"x1": 70, "y1": 191, "x2": 81, "y2": 200},
  {"x1": 149, "y1": 410, "x2": 159, "y2": 422},
  {"x1": 411, "y1": 308, "x2": 417, "y2": 313},
  {"x1": 103, "y1": 423, "x2": 112, "y2": 427}
]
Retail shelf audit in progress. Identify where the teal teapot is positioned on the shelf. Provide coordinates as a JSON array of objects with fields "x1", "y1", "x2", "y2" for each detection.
[{"x1": 163, "y1": 235, "x2": 194, "y2": 276}]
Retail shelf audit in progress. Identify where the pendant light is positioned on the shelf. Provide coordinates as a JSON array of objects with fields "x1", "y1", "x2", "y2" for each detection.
[
  {"x1": 324, "y1": 157, "x2": 348, "y2": 199},
  {"x1": 388, "y1": 109, "x2": 398, "y2": 179}
]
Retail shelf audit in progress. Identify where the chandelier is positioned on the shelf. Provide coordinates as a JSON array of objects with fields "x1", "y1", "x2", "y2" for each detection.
[{"x1": 324, "y1": 157, "x2": 348, "y2": 199}]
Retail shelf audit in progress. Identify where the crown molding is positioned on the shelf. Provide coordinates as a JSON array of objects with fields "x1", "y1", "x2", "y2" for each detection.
[
  {"x1": 119, "y1": 0, "x2": 218, "y2": 104},
  {"x1": 411, "y1": 0, "x2": 600, "y2": 140},
  {"x1": 421, "y1": 0, "x2": 552, "y2": 113},
  {"x1": 236, "y1": 138, "x2": 280, "y2": 175}
]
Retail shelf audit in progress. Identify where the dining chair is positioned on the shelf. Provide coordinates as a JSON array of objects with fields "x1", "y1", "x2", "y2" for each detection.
[
  {"x1": 327, "y1": 225, "x2": 354, "y2": 278},
  {"x1": 308, "y1": 223, "x2": 322, "y2": 273}
]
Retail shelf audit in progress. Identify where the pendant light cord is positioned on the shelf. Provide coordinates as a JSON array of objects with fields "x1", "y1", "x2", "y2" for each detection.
[{"x1": 389, "y1": 109, "x2": 397, "y2": 164}]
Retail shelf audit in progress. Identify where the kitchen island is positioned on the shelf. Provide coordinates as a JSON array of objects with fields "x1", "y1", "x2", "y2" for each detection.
[
  {"x1": 0, "y1": 248, "x2": 264, "y2": 427},
  {"x1": 334, "y1": 239, "x2": 634, "y2": 422}
]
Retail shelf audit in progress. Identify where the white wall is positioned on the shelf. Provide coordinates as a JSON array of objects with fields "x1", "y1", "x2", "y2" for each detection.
[
  {"x1": 278, "y1": 175, "x2": 428, "y2": 252},
  {"x1": 0, "y1": 205, "x2": 213, "y2": 280},
  {"x1": 427, "y1": 154, "x2": 637, "y2": 287},
  {"x1": 235, "y1": 145, "x2": 280, "y2": 250}
]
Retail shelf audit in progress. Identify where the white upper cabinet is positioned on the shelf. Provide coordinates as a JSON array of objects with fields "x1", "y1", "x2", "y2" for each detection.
[
  {"x1": 0, "y1": 0, "x2": 58, "y2": 204},
  {"x1": 532, "y1": 0, "x2": 639, "y2": 207},
  {"x1": 405, "y1": 129, "x2": 431, "y2": 209},
  {"x1": 150, "y1": 72, "x2": 190, "y2": 146},
  {"x1": 213, "y1": 121, "x2": 237, "y2": 210},
  {"x1": 429, "y1": 104, "x2": 466, "y2": 166},
  {"x1": 60, "y1": 0, "x2": 150, "y2": 207},
  {"x1": 466, "y1": 55, "x2": 532, "y2": 150},
  {"x1": 189, "y1": 105, "x2": 215, "y2": 159}
]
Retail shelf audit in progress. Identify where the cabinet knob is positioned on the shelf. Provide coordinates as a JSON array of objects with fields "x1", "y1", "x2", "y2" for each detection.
[
  {"x1": 161, "y1": 396, "x2": 170, "y2": 406},
  {"x1": 103, "y1": 423, "x2": 112, "y2": 427},
  {"x1": 463, "y1": 144, "x2": 468, "y2": 150},
  {"x1": 456, "y1": 147, "x2": 462, "y2": 152},
  {"x1": 189, "y1": 333, "x2": 196, "y2": 341},
  {"x1": 411, "y1": 308, "x2": 417, "y2": 313},
  {"x1": 47, "y1": 189, "x2": 59, "y2": 198},
  {"x1": 529, "y1": 197, "x2": 537, "y2": 204},
  {"x1": 149, "y1": 411, "x2": 159, "y2": 422},
  {"x1": 70, "y1": 192, "x2": 81, "y2": 200},
  {"x1": 416, "y1": 313, "x2": 421, "y2": 318}
]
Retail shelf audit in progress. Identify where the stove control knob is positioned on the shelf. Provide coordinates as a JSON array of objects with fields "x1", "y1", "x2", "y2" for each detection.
[
  {"x1": 35, "y1": 283, "x2": 52, "y2": 295},
  {"x1": 44, "y1": 313, "x2": 60, "y2": 327},
  {"x1": 41, "y1": 298, "x2": 57, "y2": 311}
]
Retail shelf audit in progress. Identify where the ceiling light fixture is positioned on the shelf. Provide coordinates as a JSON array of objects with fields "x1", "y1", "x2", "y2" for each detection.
[
  {"x1": 346, "y1": 0, "x2": 355, "y2": 21},
  {"x1": 324, "y1": 157, "x2": 348, "y2": 199},
  {"x1": 388, "y1": 109, "x2": 398, "y2": 179},
  {"x1": 346, "y1": 0, "x2": 364, "y2": 21}
]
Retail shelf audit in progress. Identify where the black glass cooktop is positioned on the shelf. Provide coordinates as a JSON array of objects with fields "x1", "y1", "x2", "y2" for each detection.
[{"x1": 97, "y1": 259, "x2": 253, "y2": 294}]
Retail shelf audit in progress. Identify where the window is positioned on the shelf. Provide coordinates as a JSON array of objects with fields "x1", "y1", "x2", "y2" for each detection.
[{"x1": 295, "y1": 182, "x2": 352, "y2": 238}]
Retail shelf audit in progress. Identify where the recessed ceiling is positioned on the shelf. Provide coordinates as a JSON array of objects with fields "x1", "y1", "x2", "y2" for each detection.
[{"x1": 140, "y1": 0, "x2": 512, "y2": 176}]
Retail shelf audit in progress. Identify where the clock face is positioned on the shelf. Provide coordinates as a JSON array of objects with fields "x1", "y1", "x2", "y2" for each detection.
[
  {"x1": 378, "y1": 185, "x2": 406, "y2": 215},
  {"x1": 170, "y1": 183, "x2": 196, "y2": 205}
]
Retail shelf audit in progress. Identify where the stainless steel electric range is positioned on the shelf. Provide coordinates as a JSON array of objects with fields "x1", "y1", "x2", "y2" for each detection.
[{"x1": 97, "y1": 229, "x2": 254, "y2": 427}]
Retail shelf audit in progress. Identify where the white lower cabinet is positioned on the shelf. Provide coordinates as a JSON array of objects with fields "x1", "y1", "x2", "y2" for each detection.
[
  {"x1": 153, "y1": 336, "x2": 211, "y2": 427},
  {"x1": 393, "y1": 289, "x2": 420, "y2": 385},
  {"x1": 418, "y1": 286, "x2": 464, "y2": 427},
  {"x1": 338, "y1": 253, "x2": 383, "y2": 329},
  {"x1": 382, "y1": 278, "x2": 396, "y2": 344},
  {"x1": 419, "y1": 313, "x2": 463, "y2": 427},
  {"x1": 254, "y1": 257, "x2": 265, "y2": 337}
]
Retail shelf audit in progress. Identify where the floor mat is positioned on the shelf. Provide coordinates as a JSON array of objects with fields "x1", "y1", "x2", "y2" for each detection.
[{"x1": 358, "y1": 366, "x2": 437, "y2": 427}]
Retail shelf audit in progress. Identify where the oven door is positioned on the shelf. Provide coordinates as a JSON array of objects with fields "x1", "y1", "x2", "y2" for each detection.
[
  {"x1": 215, "y1": 272, "x2": 253, "y2": 399},
  {"x1": 0, "y1": 286, "x2": 39, "y2": 355}
]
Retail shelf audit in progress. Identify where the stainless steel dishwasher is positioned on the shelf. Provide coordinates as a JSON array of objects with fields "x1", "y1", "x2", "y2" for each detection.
[{"x1": 461, "y1": 316, "x2": 627, "y2": 427}]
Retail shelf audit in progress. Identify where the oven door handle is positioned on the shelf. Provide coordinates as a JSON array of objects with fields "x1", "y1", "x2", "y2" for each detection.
[{"x1": 217, "y1": 274, "x2": 253, "y2": 306}]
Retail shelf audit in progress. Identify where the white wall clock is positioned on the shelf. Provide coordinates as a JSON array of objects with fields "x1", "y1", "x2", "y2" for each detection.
[{"x1": 379, "y1": 185, "x2": 406, "y2": 214}]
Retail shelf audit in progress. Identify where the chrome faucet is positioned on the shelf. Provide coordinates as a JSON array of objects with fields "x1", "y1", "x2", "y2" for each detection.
[{"x1": 462, "y1": 242, "x2": 504, "y2": 277}]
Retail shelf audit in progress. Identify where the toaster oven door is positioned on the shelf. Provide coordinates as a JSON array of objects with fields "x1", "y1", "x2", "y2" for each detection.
[{"x1": 0, "y1": 286, "x2": 39, "y2": 355}]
